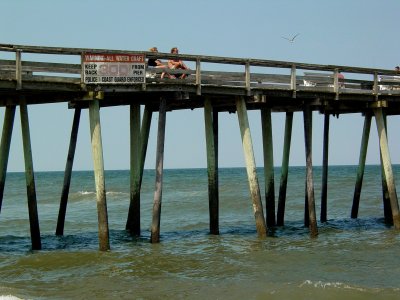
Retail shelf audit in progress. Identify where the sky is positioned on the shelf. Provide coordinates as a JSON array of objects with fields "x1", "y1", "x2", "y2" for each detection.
[{"x1": 1, "y1": 0, "x2": 400, "y2": 172}]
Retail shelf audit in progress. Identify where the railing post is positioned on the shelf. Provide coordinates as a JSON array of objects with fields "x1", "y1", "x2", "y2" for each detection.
[
  {"x1": 245, "y1": 61, "x2": 251, "y2": 96},
  {"x1": 334, "y1": 68, "x2": 339, "y2": 100},
  {"x1": 196, "y1": 57, "x2": 201, "y2": 95},
  {"x1": 16, "y1": 50, "x2": 22, "y2": 90},
  {"x1": 290, "y1": 65, "x2": 296, "y2": 98},
  {"x1": 373, "y1": 72, "x2": 379, "y2": 101}
]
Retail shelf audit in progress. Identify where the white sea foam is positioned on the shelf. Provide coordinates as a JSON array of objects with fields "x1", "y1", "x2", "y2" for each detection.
[
  {"x1": 0, "y1": 296, "x2": 23, "y2": 300},
  {"x1": 77, "y1": 191, "x2": 95, "y2": 196},
  {"x1": 299, "y1": 280, "x2": 367, "y2": 291},
  {"x1": 78, "y1": 191, "x2": 127, "y2": 196}
]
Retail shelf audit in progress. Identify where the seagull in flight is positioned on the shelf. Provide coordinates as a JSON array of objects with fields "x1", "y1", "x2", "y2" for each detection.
[{"x1": 281, "y1": 33, "x2": 300, "y2": 43}]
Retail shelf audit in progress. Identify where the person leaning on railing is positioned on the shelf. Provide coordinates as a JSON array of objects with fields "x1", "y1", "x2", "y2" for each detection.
[
  {"x1": 168, "y1": 47, "x2": 190, "y2": 79},
  {"x1": 147, "y1": 47, "x2": 173, "y2": 79}
]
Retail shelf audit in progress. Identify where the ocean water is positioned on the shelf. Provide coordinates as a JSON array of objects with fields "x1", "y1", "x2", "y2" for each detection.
[{"x1": 0, "y1": 166, "x2": 400, "y2": 299}]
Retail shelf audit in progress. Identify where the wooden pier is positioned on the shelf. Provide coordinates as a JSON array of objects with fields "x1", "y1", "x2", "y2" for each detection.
[{"x1": 1, "y1": 43, "x2": 400, "y2": 250}]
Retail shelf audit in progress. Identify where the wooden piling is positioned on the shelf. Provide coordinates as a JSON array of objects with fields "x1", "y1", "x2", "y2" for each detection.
[
  {"x1": 126, "y1": 104, "x2": 141, "y2": 235},
  {"x1": 303, "y1": 105, "x2": 318, "y2": 236},
  {"x1": 261, "y1": 108, "x2": 275, "y2": 227},
  {"x1": 88, "y1": 99, "x2": 110, "y2": 251},
  {"x1": 56, "y1": 108, "x2": 81, "y2": 236},
  {"x1": 320, "y1": 112, "x2": 330, "y2": 222},
  {"x1": 139, "y1": 105, "x2": 153, "y2": 187},
  {"x1": 304, "y1": 180, "x2": 309, "y2": 228},
  {"x1": 351, "y1": 113, "x2": 371, "y2": 218},
  {"x1": 373, "y1": 108, "x2": 400, "y2": 228},
  {"x1": 277, "y1": 112, "x2": 293, "y2": 226},
  {"x1": 236, "y1": 97, "x2": 267, "y2": 237},
  {"x1": 379, "y1": 113, "x2": 393, "y2": 224},
  {"x1": 213, "y1": 108, "x2": 219, "y2": 228},
  {"x1": 151, "y1": 98, "x2": 167, "y2": 243},
  {"x1": 0, "y1": 106, "x2": 16, "y2": 214},
  {"x1": 20, "y1": 102, "x2": 42, "y2": 250},
  {"x1": 204, "y1": 98, "x2": 219, "y2": 234}
]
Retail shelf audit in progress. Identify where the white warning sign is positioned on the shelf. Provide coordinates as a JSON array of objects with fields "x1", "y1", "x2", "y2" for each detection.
[{"x1": 82, "y1": 53, "x2": 145, "y2": 84}]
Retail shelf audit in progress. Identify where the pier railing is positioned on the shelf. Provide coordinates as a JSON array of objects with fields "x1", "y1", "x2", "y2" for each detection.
[{"x1": 1, "y1": 43, "x2": 400, "y2": 99}]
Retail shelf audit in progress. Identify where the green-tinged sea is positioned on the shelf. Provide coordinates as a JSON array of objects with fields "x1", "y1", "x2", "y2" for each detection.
[{"x1": 0, "y1": 166, "x2": 399, "y2": 299}]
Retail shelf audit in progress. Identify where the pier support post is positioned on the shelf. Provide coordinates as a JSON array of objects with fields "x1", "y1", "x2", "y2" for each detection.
[
  {"x1": 89, "y1": 99, "x2": 110, "y2": 251},
  {"x1": 204, "y1": 98, "x2": 219, "y2": 234},
  {"x1": 378, "y1": 113, "x2": 393, "y2": 224},
  {"x1": 126, "y1": 105, "x2": 152, "y2": 234},
  {"x1": 277, "y1": 112, "x2": 293, "y2": 226},
  {"x1": 0, "y1": 106, "x2": 16, "y2": 214},
  {"x1": 236, "y1": 97, "x2": 267, "y2": 237},
  {"x1": 303, "y1": 105, "x2": 318, "y2": 236},
  {"x1": 126, "y1": 104, "x2": 141, "y2": 236},
  {"x1": 151, "y1": 98, "x2": 167, "y2": 243},
  {"x1": 139, "y1": 105, "x2": 153, "y2": 187},
  {"x1": 20, "y1": 102, "x2": 42, "y2": 250},
  {"x1": 351, "y1": 113, "x2": 371, "y2": 218},
  {"x1": 56, "y1": 108, "x2": 81, "y2": 236},
  {"x1": 373, "y1": 108, "x2": 400, "y2": 228},
  {"x1": 320, "y1": 112, "x2": 330, "y2": 222},
  {"x1": 261, "y1": 108, "x2": 275, "y2": 227}
]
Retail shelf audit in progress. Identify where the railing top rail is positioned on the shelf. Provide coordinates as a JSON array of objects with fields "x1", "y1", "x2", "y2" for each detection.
[{"x1": 0, "y1": 43, "x2": 398, "y2": 76}]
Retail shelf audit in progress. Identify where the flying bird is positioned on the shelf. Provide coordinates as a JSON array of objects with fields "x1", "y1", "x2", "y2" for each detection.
[{"x1": 281, "y1": 33, "x2": 300, "y2": 43}]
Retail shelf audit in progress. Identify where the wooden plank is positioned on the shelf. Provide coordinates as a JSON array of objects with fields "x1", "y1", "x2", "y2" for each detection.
[
  {"x1": 351, "y1": 113, "x2": 371, "y2": 218},
  {"x1": 56, "y1": 108, "x2": 81, "y2": 236},
  {"x1": 0, "y1": 60, "x2": 81, "y2": 74},
  {"x1": 277, "y1": 112, "x2": 293, "y2": 226},
  {"x1": 261, "y1": 108, "x2": 275, "y2": 227},
  {"x1": 20, "y1": 75, "x2": 80, "y2": 84},
  {"x1": 20, "y1": 102, "x2": 41, "y2": 250},
  {"x1": 204, "y1": 98, "x2": 219, "y2": 234},
  {"x1": 236, "y1": 96, "x2": 267, "y2": 237},
  {"x1": 126, "y1": 104, "x2": 141, "y2": 235},
  {"x1": 151, "y1": 97, "x2": 167, "y2": 243},
  {"x1": 0, "y1": 106, "x2": 16, "y2": 214},
  {"x1": 303, "y1": 105, "x2": 318, "y2": 236},
  {"x1": 89, "y1": 99, "x2": 110, "y2": 251}
]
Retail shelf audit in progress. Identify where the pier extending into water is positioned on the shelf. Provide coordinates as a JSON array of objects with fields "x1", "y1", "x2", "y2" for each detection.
[{"x1": 1, "y1": 43, "x2": 400, "y2": 250}]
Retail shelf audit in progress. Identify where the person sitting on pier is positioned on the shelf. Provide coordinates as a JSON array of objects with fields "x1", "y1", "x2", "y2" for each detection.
[
  {"x1": 338, "y1": 71, "x2": 345, "y2": 87},
  {"x1": 168, "y1": 47, "x2": 190, "y2": 79},
  {"x1": 147, "y1": 47, "x2": 172, "y2": 79}
]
